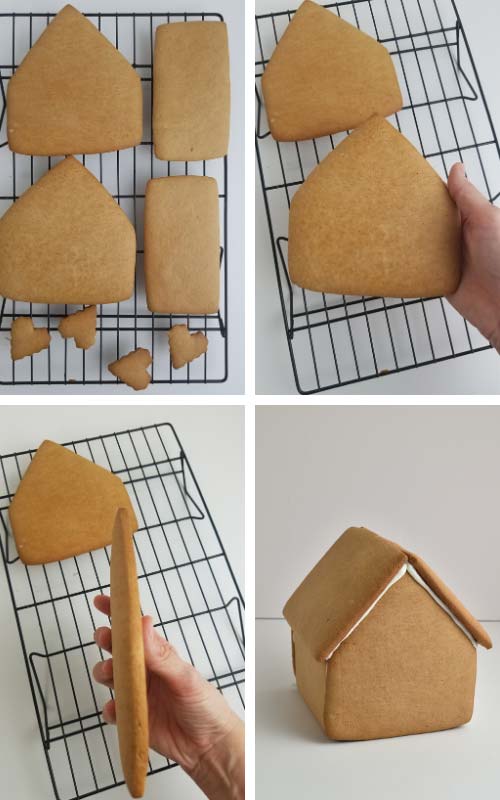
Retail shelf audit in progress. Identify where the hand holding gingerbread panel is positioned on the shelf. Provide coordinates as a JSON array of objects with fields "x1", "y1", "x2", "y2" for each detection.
[{"x1": 289, "y1": 116, "x2": 461, "y2": 298}]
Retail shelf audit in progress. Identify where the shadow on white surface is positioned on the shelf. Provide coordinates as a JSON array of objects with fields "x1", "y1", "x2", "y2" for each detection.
[{"x1": 259, "y1": 684, "x2": 326, "y2": 743}]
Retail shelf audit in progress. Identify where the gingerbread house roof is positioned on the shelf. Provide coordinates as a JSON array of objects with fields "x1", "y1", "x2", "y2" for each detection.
[{"x1": 283, "y1": 526, "x2": 492, "y2": 661}]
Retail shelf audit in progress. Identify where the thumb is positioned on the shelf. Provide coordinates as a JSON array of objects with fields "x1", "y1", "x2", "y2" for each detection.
[
  {"x1": 142, "y1": 616, "x2": 190, "y2": 685},
  {"x1": 447, "y1": 162, "x2": 491, "y2": 221}
]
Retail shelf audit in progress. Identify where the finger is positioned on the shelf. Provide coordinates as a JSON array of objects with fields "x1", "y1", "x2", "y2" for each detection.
[
  {"x1": 142, "y1": 616, "x2": 195, "y2": 687},
  {"x1": 102, "y1": 699, "x2": 116, "y2": 725},
  {"x1": 448, "y1": 162, "x2": 492, "y2": 222},
  {"x1": 94, "y1": 626, "x2": 112, "y2": 653},
  {"x1": 93, "y1": 594, "x2": 111, "y2": 616},
  {"x1": 93, "y1": 658, "x2": 114, "y2": 688}
]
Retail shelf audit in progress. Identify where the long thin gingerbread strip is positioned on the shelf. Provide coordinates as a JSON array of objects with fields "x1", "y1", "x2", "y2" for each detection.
[{"x1": 110, "y1": 509, "x2": 149, "y2": 798}]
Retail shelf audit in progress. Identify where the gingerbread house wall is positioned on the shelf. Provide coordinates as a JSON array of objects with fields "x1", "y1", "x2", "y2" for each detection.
[
  {"x1": 292, "y1": 573, "x2": 477, "y2": 741},
  {"x1": 322, "y1": 574, "x2": 477, "y2": 740}
]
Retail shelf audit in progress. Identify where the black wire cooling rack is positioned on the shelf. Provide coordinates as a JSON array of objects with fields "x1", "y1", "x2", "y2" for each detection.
[
  {"x1": 255, "y1": 0, "x2": 500, "y2": 394},
  {"x1": 0, "y1": 423, "x2": 244, "y2": 800},
  {"x1": 0, "y1": 11, "x2": 228, "y2": 386}
]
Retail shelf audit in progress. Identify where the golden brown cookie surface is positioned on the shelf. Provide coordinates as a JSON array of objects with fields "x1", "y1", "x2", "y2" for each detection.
[
  {"x1": 108, "y1": 348, "x2": 152, "y2": 391},
  {"x1": 168, "y1": 324, "x2": 209, "y2": 369},
  {"x1": 9, "y1": 440, "x2": 137, "y2": 565},
  {"x1": 10, "y1": 317, "x2": 51, "y2": 361},
  {"x1": 262, "y1": 0, "x2": 402, "y2": 141},
  {"x1": 59, "y1": 306, "x2": 97, "y2": 350},
  {"x1": 7, "y1": 4, "x2": 142, "y2": 156},
  {"x1": 289, "y1": 115, "x2": 461, "y2": 298},
  {"x1": 0, "y1": 157, "x2": 136, "y2": 304},
  {"x1": 144, "y1": 176, "x2": 220, "y2": 314},
  {"x1": 153, "y1": 21, "x2": 230, "y2": 161},
  {"x1": 110, "y1": 508, "x2": 149, "y2": 799}
]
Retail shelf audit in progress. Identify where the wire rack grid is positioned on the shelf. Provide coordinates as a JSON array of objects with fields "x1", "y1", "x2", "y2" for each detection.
[
  {"x1": 0, "y1": 423, "x2": 244, "y2": 800},
  {"x1": 255, "y1": 0, "x2": 500, "y2": 394},
  {"x1": 0, "y1": 10, "x2": 228, "y2": 386}
]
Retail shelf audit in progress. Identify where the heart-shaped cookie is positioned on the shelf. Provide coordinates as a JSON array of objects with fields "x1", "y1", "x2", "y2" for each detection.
[
  {"x1": 10, "y1": 317, "x2": 51, "y2": 361},
  {"x1": 59, "y1": 305, "x2": 96, "y2": 349},
  {"x1": 168, "y1": 324, "x2": 208, "y2": 369},
  {"x1": 108, "y1": 348, "x2": 152, "y2": 391}
]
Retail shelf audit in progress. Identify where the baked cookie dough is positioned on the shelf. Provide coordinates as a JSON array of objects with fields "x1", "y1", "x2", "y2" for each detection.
[
  {"x1": 144, "y1": 176, "x2": 220, "y2": 314},
  {"x1": 7, "y1": 3, "x2": 142, "y2": 155},
  {"x1": 153, "y1": 21, "x2": 230, "y2": 161},
  {"x1": 59, "y1": 306, "x2": 97, "y2": 350},
  {"x1": 110, "y1": 508, "x2": 149, "y2": 799},
  {"x1": 108, "y1": 348, "x2": 152, "y2": 391},
  {"x1": 10, "y1": 318, "x2": 50, "y2": 361},
  {"x1": 262, "y1": 0, "x2": 402, "y2": 141},
  {"x1": 9, "y1": 439, "x2": 137, "y2": 565},
  {"x1": 168, "y1": 324, "x2": 208, "y2": 369},
  {"x1": 0, "y1": 157, "x2": 136, "y2": 304},
  {"x1": 288, "y1": 115, "x2": 461, "y2": 298}
]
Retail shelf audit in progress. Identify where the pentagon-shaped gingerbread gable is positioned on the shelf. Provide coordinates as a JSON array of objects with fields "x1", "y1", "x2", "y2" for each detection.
[
  {"x1": 9, "y1": 440, "x2": 138, "y2": 565},
  {"x1": 0, "y1": 157, "x2": 136, "y2": 304},
  {"x1": 7, "y1": 4, "x2": 142, "y2": 155},
  {"x1": 289, "y1": 116, "x2": 461, "y2": 298},
  {"x1": 262, "y1": 0, "x2": 402, "y2": 141}
]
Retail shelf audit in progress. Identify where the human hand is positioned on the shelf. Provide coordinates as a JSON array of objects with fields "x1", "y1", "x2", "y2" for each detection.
[
  {"x1": 447, "y1": 162, "x2": 500, "y2": 352},
  {"x1": 92, "y1": 594, "x2": 244, "y2": 799}
]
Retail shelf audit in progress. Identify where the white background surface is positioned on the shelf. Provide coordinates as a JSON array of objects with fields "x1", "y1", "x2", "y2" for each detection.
[
  {"x1": 256, "y1": 618, "x2": 500, "y2": 799},
  {"x1": 256, "y1": 404, "x2": 500, "y2": 797},
  {"x1": 256, "y1": 404, "x2": 500, "y2": 619},
  {"x1": 0, "y1": 404, "x2": 244, "y2": 800},
  {"x1": 0, "y1": 0, "x2": 245, "y2": 395},
  {"x1": 255, "y1": 0, "x2": 500, "y2": 394}
]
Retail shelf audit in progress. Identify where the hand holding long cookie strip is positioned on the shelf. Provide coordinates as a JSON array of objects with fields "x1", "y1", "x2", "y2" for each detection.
[{"x1": 93, "y1": 594, "x2": 244, "y2": 800}]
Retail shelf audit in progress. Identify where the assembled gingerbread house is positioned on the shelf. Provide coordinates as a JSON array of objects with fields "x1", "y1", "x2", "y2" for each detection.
[{"x1": 283, "y1": 527, "x2": 492, "y2": 741}]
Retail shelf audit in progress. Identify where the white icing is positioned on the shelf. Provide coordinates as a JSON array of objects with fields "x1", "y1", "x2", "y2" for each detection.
[
  {"x1": 406, "y1": 563, "x2": 476, "y2": 648},
  {"x1": 327, "y1": 562, "x2": 477, "y2": 658}
]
